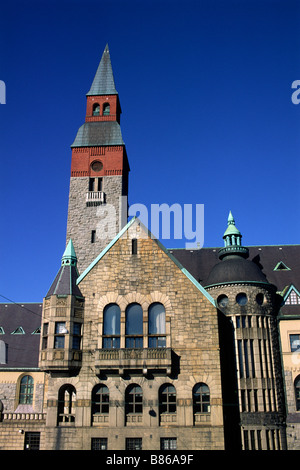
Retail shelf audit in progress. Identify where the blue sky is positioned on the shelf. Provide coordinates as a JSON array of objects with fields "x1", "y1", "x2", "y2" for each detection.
[{"x1": 0, "y1": 0, "x2": 299, "y2": 302}]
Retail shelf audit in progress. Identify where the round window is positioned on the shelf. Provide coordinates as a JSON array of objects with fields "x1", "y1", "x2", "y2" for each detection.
[
  {"x1": 91, "y1": 160, "x2": 103, "y2": 172},
  {"x1": 236, "y1": 293, "x2": 248, "y2": 306},
  {"x1": 217, "y1": 294, "x2": 229, "y2": 308},
  {"x1": 256, "y1": 293, "x2": 264, "y2": 305}
]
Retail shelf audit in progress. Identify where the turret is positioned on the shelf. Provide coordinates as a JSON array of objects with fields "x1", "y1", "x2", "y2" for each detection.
[
  {"x1": 39, "y1": 240, "x2": 84, "y2": 371},
  {"x1": 205, "y1": 212, "x2": 287, "y2": 450}
]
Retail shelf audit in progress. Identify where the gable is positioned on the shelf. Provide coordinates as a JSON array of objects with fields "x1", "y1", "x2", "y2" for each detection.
[
  {"x1": 77, "y1": 217, "x2": 216, "y2": 307},
  {"x1": 284, "y1": 285, "x2": 300, "y2": 305}
]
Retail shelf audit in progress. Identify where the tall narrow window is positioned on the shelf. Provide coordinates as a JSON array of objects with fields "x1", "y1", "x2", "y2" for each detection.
[
  {"x1": 148, "y1": 303, "x2": 166, "y2": 347},
  {"x1": 57, "y1": 384, "x2": 76, "y2": 425},
  {"x1": 132, "y1": 238, "x2": 137, "y2": 255},
  {"x1": 19, "y1": 376, "x2": 34, "y2": 404},
  {"x1": 42, "y1": 323, "x2": 48, "y2": 349},
  {"x1": 54, "y1": 322, "x2": 67, "y2": 349},
  {"x1": 103, "y1": 304, "x2": 120, "y2": 348},
  {"x1": 125, "y1": 303, "x2": 143, "y2": 348},
  {"x1": 89, "y1": 178, "x2": 95, "y2": 191},
  {"x1": 93, "y1": 103, "x2": 100, "y2": 116},
  {"x1": 91, "y1": 230, "x2": 96, "y2": 244},
  {"x1": 72, "y1": 323, "x2": 82, "y2": 350},
  {"x1": 103, "y1": 103, "x2": 110, "y2": 115}
]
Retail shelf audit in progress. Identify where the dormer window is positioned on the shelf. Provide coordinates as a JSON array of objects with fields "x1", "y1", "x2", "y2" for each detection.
[
  {"x1": 93, "y1": 103, "x2": 100, "y2": 116},
  {"x1": 103, "y1": 103, "x2": 110, "y2": 115}
]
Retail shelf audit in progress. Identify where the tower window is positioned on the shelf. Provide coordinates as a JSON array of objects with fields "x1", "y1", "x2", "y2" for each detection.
[
  {"x1": 236, "y1": 293, "x2": 248, "y2": 306},
  {"x1": 89, "y1": 177, "x2": 103, "y2": 192},
  {"x1": 72, "y1": 322, "x2": 82, "y2": 350},
  {"x1": 132, "y1": 238, "x2": 137, "y2": 255},
  {"x1": 91, "y1": 161, "x2": 103, "y2": 173},
  {"x1": 54, "y1": 322, "x2": 67, "y2": 349},
  {"x1": 217, "y1": 294, "x2": 229, "y2": 308},
  {"x1": 92, "y1": 103, "x2": 100, "y2": 116},
  {"x1": 91, "y1": 230, "x2": 96, "y2": 244},
  {"x1": 103, "y1": 103, "x2": 110, "y2": 115}
]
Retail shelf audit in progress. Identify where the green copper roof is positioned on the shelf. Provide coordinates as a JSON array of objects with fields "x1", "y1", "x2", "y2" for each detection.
[
  {"x1": 223, "y1": 211, "x2": 241, "y2": 237},
  {"x1": 62, "y1": 239, "x2": 77, "y2": 266},
  {"x1": 87, "y1": 44, "x2": 118, "y2": 96},
  {"x1": 46, "y1": 240, "x2": 82, "y2": 297},
  {"x1": 71, "y1": 121, "x2": 124, "y2": 148}
]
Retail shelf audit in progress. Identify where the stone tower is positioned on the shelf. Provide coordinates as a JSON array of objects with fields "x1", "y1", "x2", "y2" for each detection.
[
  {"x1": 204, "y1": 212, "x2": 287, "y2": 450},
  {"x1": 66, "y1": 44, "x2": 130, "y2": 273}
]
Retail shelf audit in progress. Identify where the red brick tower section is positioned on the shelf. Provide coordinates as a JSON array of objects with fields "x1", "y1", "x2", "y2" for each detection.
[{"x1": 66, "y1": 45, "x2": 130, "y2": 273}]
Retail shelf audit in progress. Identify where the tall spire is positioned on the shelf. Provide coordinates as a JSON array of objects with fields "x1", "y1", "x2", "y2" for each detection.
[{"x1": 87, "y1": 44, "x2": 118, "y2": 96}]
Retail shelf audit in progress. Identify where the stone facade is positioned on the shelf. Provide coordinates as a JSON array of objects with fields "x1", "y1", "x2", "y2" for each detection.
[
  {"x1": 66, "y1": 173, "x2": 127, "y2": 273},
  {"x1": 37, "y1": 220, "x2": 225, "y2": 450},
  {"x1": 207, "y1": 282, "x2": 286, "y2": 450}
]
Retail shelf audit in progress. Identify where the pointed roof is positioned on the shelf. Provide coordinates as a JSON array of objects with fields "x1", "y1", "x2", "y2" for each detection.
[
  {"x1": 87, "y1": 44, "x2": 118, "y2": 96},
  {"x1": 62, "y1": 239, "x2": 77, "y2": 266},
  {"x1": 76, "y1": 217, "x2": 216, "y2": 307},
  {"x1": 46, "y1": 240, "x2": 83, "y2": 297},
  {"x1": 223, "y1": 211, "x2": 241, "y2": 237}
]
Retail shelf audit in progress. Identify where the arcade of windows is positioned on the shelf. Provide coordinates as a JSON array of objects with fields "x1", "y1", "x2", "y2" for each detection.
[
  {"x1": 92, "y1": 102, "x2": 110, "y2": 116},
  {"x1": 102, "y1": 302, "x2": 167, "y2": 349},
  {"x1": 56, "y1": 381, "x2": 211, "y2": 426}
]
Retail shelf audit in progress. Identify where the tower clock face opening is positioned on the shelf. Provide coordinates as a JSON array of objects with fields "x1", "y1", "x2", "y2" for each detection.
[{"x1": 91, "y1": 160, "x2": 103, "y2": 172}]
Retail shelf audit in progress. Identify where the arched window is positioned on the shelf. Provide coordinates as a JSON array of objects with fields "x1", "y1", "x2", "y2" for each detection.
[
  {"x1": 103, "y1": 304, "x2": 120, "y2": 348},
  {"x1": 93, "y1": 103, "x2": 100, "y2": 116},
  {"x1": 103, "y1": 103, "x2": 110, "y2": 115},
  {"x1": 125, "y1": 303, "x2": 143, "y2": 348},
  {"x1": 193, "y1": 383, "x2": 210, "y2": 414},
  {"x1": 125, "y1": 384, "x2": 143, "y2": 415},
  {"x1": 148, "y1": 303, "x2": 166, "y2": 348},
  {"x1": 92, "y1": 384, "x2": 109, "y2": 416},
  {"x1": 295, "y1": 376, "x2": 300, "y2": 411},
  {"x1": 19, "y1": 375, "x2": 34, "y2": 404},
  {"x1": 57, "y1": 384, "x2": 76, "y2": 425},
  {"x1": 159, "y1": 384, "x2": 176, "y2": 415}
]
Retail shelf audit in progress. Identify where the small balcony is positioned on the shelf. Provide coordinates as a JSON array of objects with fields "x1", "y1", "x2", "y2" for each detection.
[
  {"x1": 94, "y1": 348, "x2": 172, "y2": 375},
  {"x1": 86, "y1": 191, "x2": 105, "y2": 206}
]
